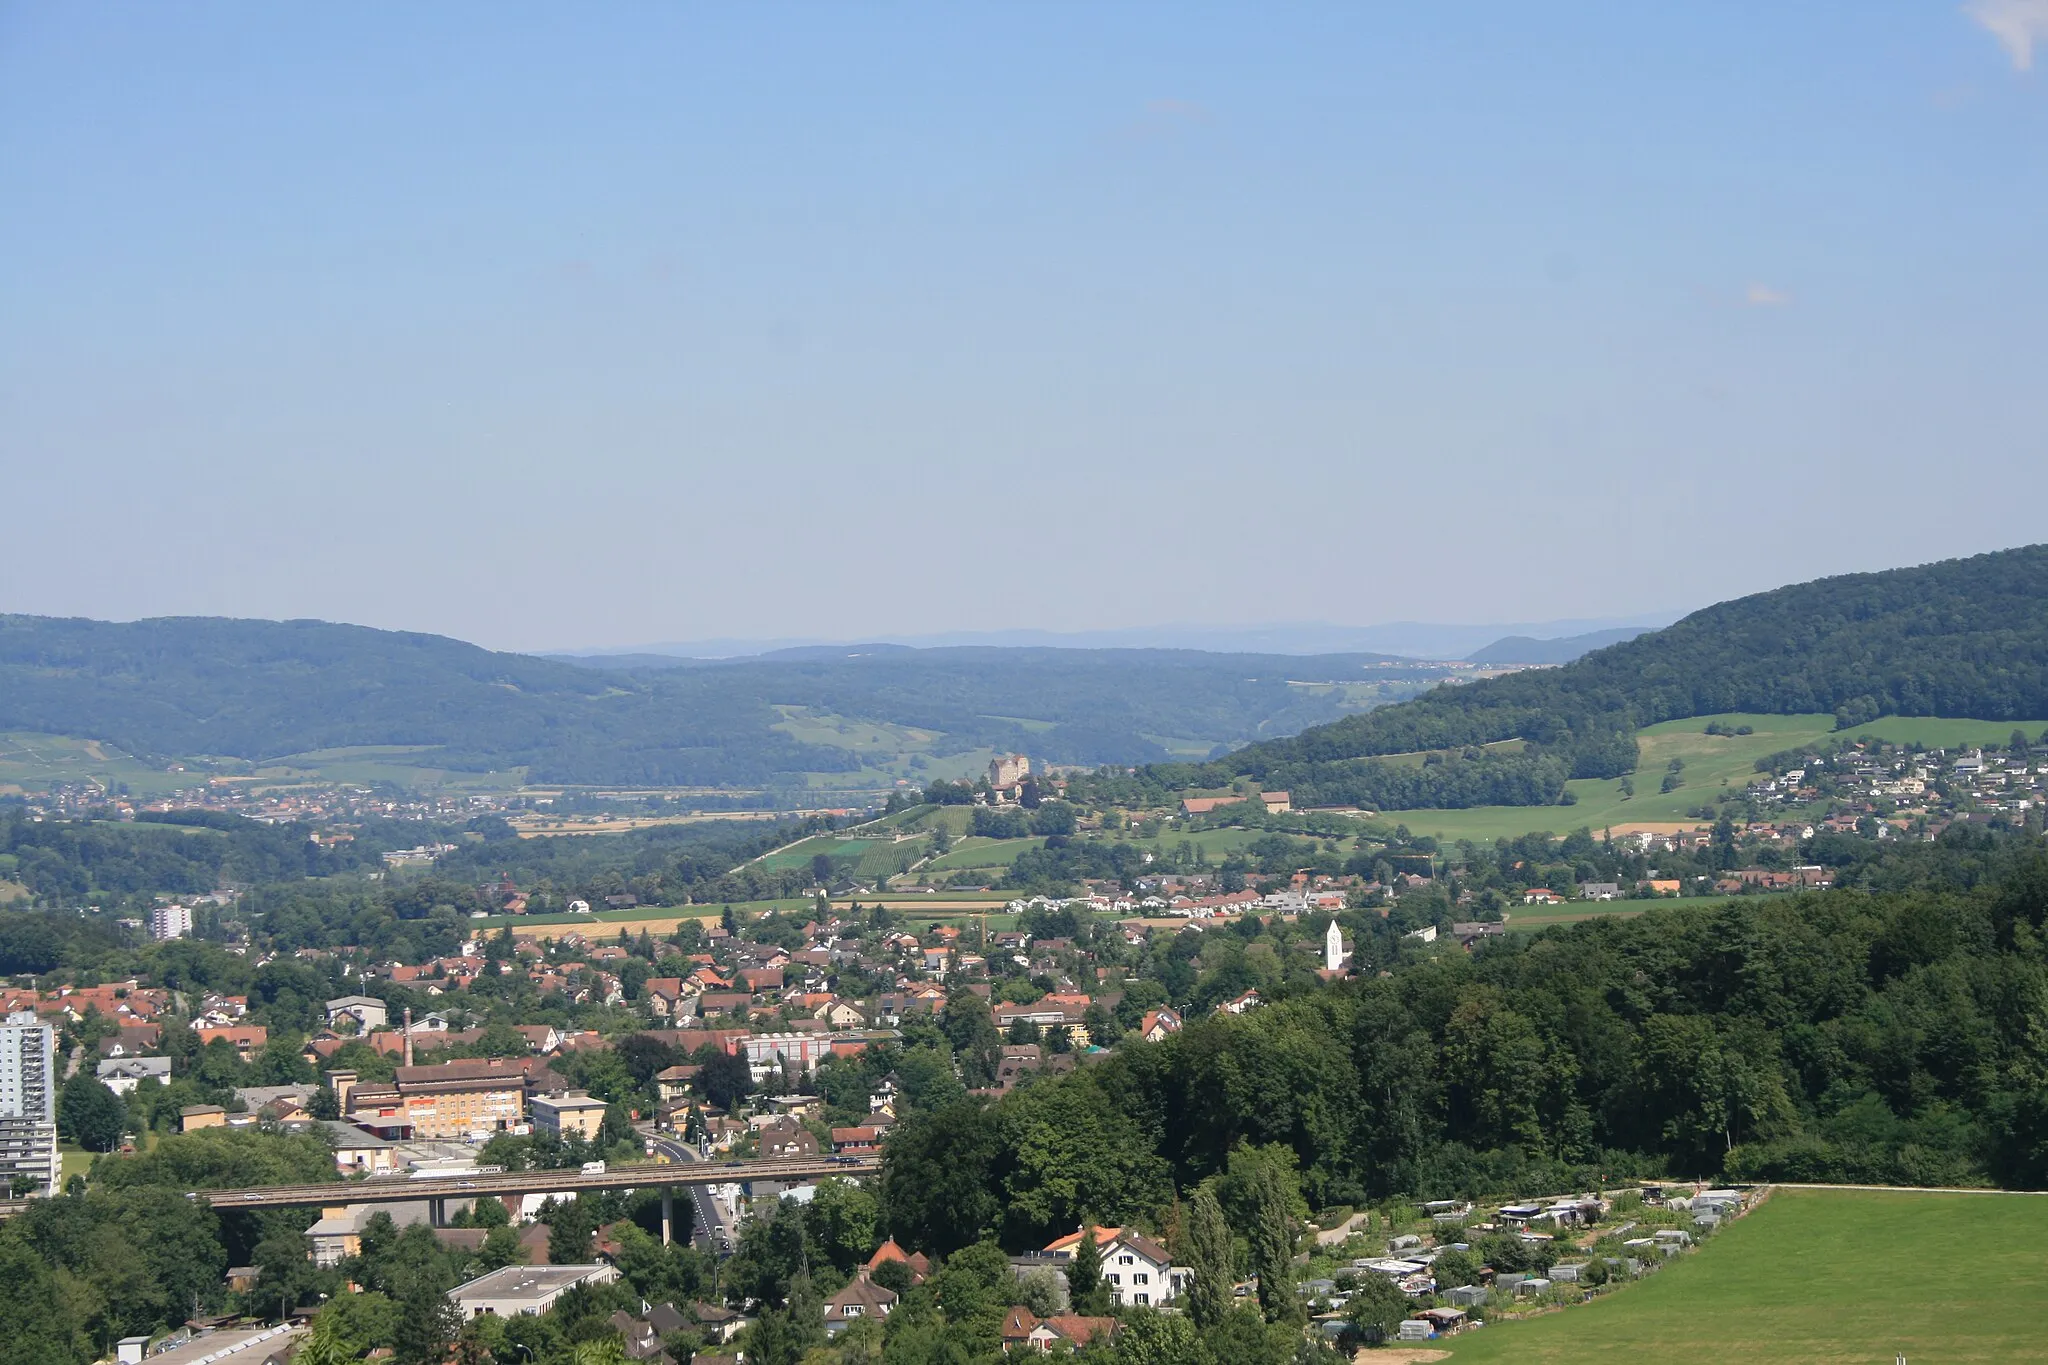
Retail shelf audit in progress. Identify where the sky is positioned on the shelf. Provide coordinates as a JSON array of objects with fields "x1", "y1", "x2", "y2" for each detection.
[{"x1": 3, "y1": 3, "x2": 2045, "y2": 653}]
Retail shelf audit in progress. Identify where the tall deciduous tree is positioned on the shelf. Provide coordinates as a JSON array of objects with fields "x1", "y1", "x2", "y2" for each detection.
[{"x1": 58, "y1": 1073, "x2": 126, "y2": 1153}]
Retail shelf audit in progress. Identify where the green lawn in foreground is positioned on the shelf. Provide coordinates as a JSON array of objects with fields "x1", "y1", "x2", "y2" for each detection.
[{"x1": 1442, "y1": 1187, "x2": 2048, "y2": 1364}]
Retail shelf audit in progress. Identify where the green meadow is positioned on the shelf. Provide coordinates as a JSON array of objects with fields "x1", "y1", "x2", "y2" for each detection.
[
  {"x1": 1363, "y1": 712, "x2": 2047, "y2": 845},
  {"x1": 1442, "y1": 1187, "x2": 2048, "y2": 1365}
]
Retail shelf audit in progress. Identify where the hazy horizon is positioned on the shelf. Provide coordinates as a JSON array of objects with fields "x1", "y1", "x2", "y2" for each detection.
[{"x1": 5, "y1": 5, "x2": 2044, "y2": 653}]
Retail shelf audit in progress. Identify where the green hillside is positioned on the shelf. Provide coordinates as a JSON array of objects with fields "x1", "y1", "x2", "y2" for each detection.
[{"x1": 1175, "y1": 544, "x2": 2048, "y2": 810}]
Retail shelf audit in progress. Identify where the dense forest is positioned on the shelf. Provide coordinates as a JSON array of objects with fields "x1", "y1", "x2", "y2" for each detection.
[
  {"x1": 881, "y1": 829, "x2": 2048, "y2": 1262},
  {"x1": 1171, "y1": 543, "x2": 2048, "y2": 808},
  {"x1": 0, "y1": 615, "x2": 1433, "y2": 785}
]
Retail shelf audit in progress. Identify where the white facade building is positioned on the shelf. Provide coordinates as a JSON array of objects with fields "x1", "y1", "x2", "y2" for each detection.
[
  {"x1": 0, "y1": 1011, "x2": 58, "y2": 1194},
  {"x1": 151, "y1": 903, "x2": 194, "y2": 941}
]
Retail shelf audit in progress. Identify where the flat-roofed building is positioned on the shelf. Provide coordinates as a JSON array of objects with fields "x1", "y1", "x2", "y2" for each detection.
[
  {"x1": 531, "y1": 1090, "x2": 609, "y2": 1142},
  {"x1": 346, "y1": 1057, "x2": 527, "y2": 1140},
  {"x1": 447, "y1": 1263, "x2": 619, "y2": 1319}
]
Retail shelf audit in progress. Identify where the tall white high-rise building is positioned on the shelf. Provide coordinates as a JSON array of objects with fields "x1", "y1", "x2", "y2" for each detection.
[
  {"x1": 0, "y1": 1011, "x2": 58, "y2": 1196},
  {"x1": 150, "y1": 903, "x2": 193, "y2": 941}
]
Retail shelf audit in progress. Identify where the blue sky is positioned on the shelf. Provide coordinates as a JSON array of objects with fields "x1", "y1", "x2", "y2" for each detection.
[{"x1": 2, "y1": 3, "x2": 2044, "y2": 651}]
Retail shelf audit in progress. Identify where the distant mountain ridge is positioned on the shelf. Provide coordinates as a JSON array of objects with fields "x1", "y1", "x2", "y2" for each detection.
[
  {"x1": 0, "y1": 616, "x2": 1449, "y2": 787},
  {"x1": 1467, "y1": 627, "x2": 1654, "y2": 665},
  {"x1": 1167, "y1": 544, "x2": 2048, "y2": 811},
  {"x1": 552, "y1": 614, "x2": 1682, "y2": 662}
]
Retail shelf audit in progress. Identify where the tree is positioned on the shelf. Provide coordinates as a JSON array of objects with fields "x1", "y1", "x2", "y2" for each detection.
[
  {"x1": 1081, "y1": 1002, "x2": 1118, "y2": 1048},
  {"x1": 1013, "y1": 1266, "x2": 1064, "y2": 1316},
  {"x1": 1429, "y1": 1248, "x2": 1478, "y2": 1289},
  {"x1": 479, "y1": 1225, "x2": 525, "y2": 1271},
  {"x1": 870, "y1": 1257, "x2": 914, "y2": 1296},
  {"x1": 1067, "y1": 1224, "x2": 1109, "y2": 1316},
  {"x1": 743, "y1": 1307, "x2": 803, "y2": 1365},
  {"x1": 783, "y1": 1271, "x2": 827, "y2": 1355},
  {"x1": 1182, "y1": 1187, "x2": 1233, "y2": 1328},
  {"x1": 571, "y1": 1339, "x2": 629, "y2": 1365},
  {"x1": 931, "y1": 1239, "x2": 1013, "y2": 1323},
  {"x1": 1343, "y1": 1274, "x2": 1410, "y2": 1343},
  {"x1": 941, "y1": 990, "x2": 1002, "y2": 1088},
  {"x1": 392, "y1": 1274, "x2": 462, "y2": 1365},
  {"x1": 699, "y1": 1050, "x2": 752, "y2": 1113},
  {"x1": 1199, "y1": 1308, "x2": 1295, "y2": 1365},
  {"x1": 1219, "y1": 1147, "x2": 1300, "y2": 1325},
  {"x1": 0, "y1": 1240, "x2": 82, "y2": 1365},
  {"x1": 291, "y1": 1311, "x2": 360, "y2": 1365},
  {"x1": 58, "y1": 1073, "x2": 126, "y2": 1153},
  {"x1": 548, "y1": 1199, "x2": 596, "y2": 1265},
  {"x1": 1107, "y1": 1306, "x2": 1203, "y2": 1365}
]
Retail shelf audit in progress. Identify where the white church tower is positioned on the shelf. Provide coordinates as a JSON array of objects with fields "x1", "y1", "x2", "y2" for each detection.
[{"x1": 1324, "y1": 919, "x2": 1348, "y2": 973}]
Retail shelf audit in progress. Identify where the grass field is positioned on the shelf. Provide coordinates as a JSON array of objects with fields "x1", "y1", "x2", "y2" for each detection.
[
  {"x1": 1838, "y1": 715, "x2": 2048, "y2": 749},
  {"x1": 1441, "y1": 1187, "x2": 2048, "y2": 1364},
  {"x1": 1499, "y1": 891, "x2": 1797, "y2": 932},
  {"x1": 923, "y1": 836, "x2": 1044, "y2": 872},
  {"x1": 58, "y1": 1142, "x2": 93, "y2": 1185},
  {"x1": 252, "y1": 745, "x2": 528, "y2": 791}
]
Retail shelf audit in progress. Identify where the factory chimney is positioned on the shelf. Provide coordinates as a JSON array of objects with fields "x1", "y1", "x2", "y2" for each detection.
[{"x1": 402, "y1": 1006, "x2": 414, "y2": 1068}]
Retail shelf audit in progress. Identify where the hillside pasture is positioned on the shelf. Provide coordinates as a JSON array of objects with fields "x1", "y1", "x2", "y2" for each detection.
[
  {"x1": 1441, "y1": 1186, "x2": 2048, "y2": 1364},
  {"x1": 1367, "y1": 714, "x2": 1837, "y2": 842},
  {"x1": 0, "y1": 731, "x2": 201, "y2": 796},
  {"x1": 1837, "y1": 714, "x2": 2048, "y2": 749}
]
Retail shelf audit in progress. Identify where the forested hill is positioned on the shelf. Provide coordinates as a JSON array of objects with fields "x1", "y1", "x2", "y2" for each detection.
[
  {"x1": 1178, "y1": 544, "x2": 2048, "y2": 809},
  {"x1": 0, "y1": 615, "x2": 1428, "y2": 786}
]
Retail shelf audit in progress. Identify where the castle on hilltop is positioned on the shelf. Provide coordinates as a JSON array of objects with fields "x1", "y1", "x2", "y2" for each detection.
[{"x1": 988, "y1": 753, "x2": 1030, "y2": 792}]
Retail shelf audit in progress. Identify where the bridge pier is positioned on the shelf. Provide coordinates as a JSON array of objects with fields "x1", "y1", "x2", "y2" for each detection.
[
  {"x1": 662, "y1": 1188, "x2": 673, "y2": 1247},
  {"x1": 427, "y1": 1198, "x2": 444, "y2": 1228}
]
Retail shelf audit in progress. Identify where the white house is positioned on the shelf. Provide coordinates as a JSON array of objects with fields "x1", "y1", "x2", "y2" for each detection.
[
  {"x1": 325, "y1": 995, "x2": 388, "y2": 1032},
  {"x1": 96, "y1": 1055, "x2": 172, "y2": 1094},
  {"x1": 1040, "y1": 1227, "x2": 1190, "y2": 1308}
]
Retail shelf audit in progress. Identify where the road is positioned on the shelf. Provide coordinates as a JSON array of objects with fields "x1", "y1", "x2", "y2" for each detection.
[{"x1": 648, "y1": 1132, "x2": 738, "y2": 1255}]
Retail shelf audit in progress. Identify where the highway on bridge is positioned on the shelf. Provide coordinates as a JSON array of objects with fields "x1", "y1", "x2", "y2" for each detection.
[{"x1": 189, "y1": 1153, "x2": 880, "y2": 1213}]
